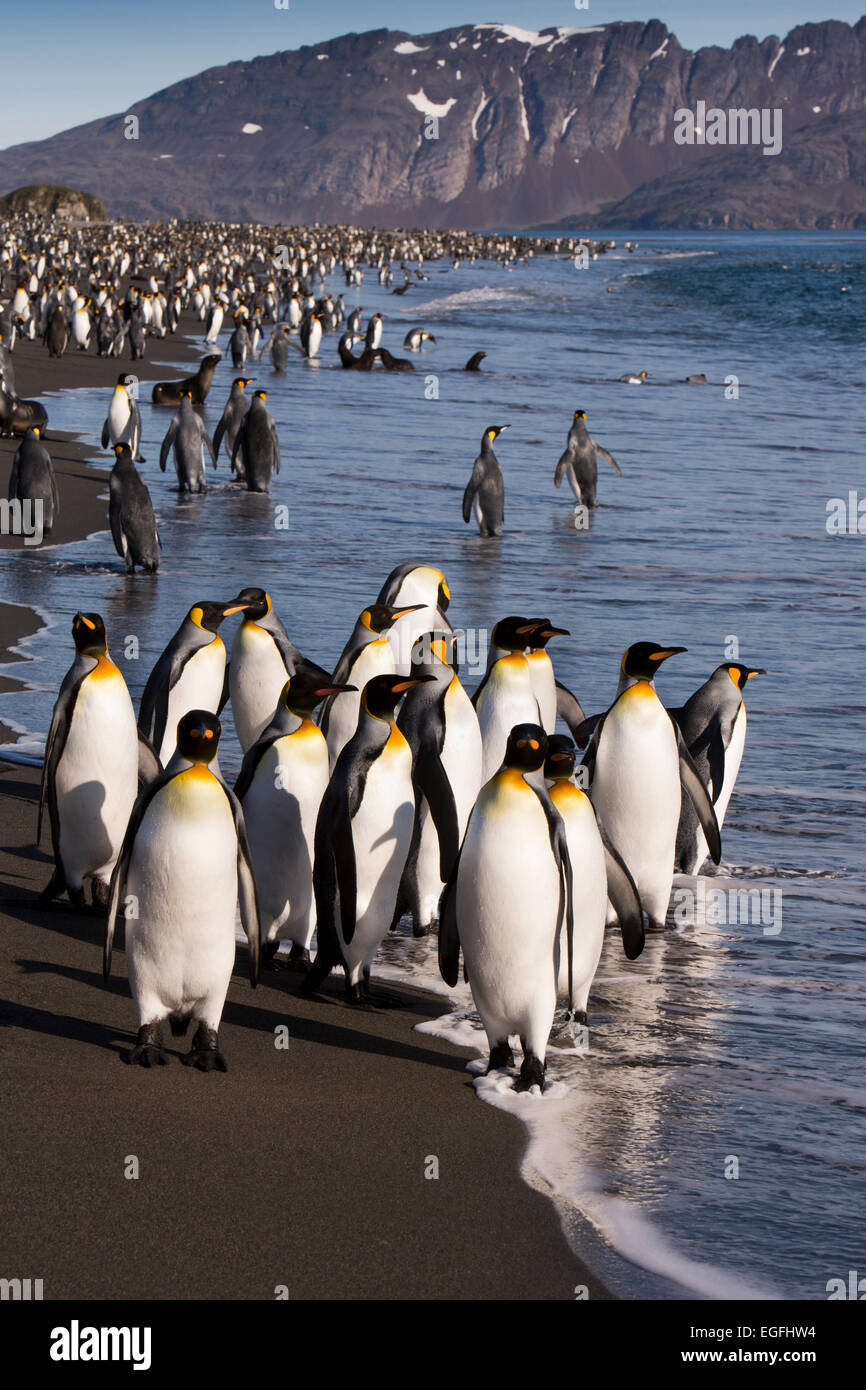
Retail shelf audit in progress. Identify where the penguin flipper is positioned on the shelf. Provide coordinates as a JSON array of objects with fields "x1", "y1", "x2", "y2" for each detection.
[
  {"x1": 554, "y1": 449, "x2": 570, "y2": 488},
  {"x1": 223, "y1": 784, "x2": 261, "y2": 986},
  {"x1": 462, "y1": 461, "x2": 483, "y2": 524},
  {"x1": 573, "y1": 710, "x2": 603, "y2": 750},
  {"x1": 415, "y1": 746, "x2": 460, "y2": 881},
  {"x1": 105, "y1": 771, "x2": 172, "y2": 981},
  {"x1": 270, "y1": 421, "x2": 280, "y2": 475},
  {"x1": 529, "y1": 785, "x2": 575, "y2": 1011},
  {"x1": 555, "y1": 680, "x2": 586, "y2": 737},
  {"x1": 212, "y1": 415, "x2": 225, "y2": 460},
  {"x1": 158, "y1": 419, "x2": 177, "y2": 472},
  {"x1": 333, "y1": 797, "x2": 358, "y2": 944},
  {"x1": 437, "y1": 850, "x2": 463, "y2": 988},
  {"x1": 674, "y1": 724, "x2": 722, "y2": 864},
  {"x1": 101, "y1": 419, "x2": 110, "y2": 449},
  {"x1": 136, "y1": 730, "x2": 162, "y2": 786},
  {"x1": 38, "y1": 665, "x2": 83, "y2": 846},
  {"x1": 592, "y1": 440, "x2": 622, "y2": 476},
  {"x1": 596, "y1": 821, "x2": 645, "y2": 960},
  {"x1": 108, "y1": 475, "x2": 126, "y2": 558}
]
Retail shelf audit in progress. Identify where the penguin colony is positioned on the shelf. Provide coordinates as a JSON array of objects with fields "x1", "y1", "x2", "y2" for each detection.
[{"x1": 2, "y1": 217, "x2": 759, "y2": 1091}]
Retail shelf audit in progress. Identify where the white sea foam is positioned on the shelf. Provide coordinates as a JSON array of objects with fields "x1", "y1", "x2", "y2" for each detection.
[{"x1": 408, "y1": 286, "x2": 530, "y2": 315}]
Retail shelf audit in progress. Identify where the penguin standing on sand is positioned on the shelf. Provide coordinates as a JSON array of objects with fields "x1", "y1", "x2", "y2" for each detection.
[
  {"x1": 105, "y1": 710, "x2": 260, "y2": 1071},
  {"x1": 235, "y1": 669, "x2": 354, "y2": 972},
  {"x1": 579, "y1": 643, "x2": 722, "y2": 929},
  {"x1": 108, "y1": 444, "x2": 160, "y2": 573},
  {"x1": 228, "y1": 587, "x2": 310, "y2": 751},
  {"x1": 213, "y1": 377, "x2": 253, "y2": 473},
  {"x1": 159, "y1": 392, "x2": 216, "y2": 492},
  {"x1": 138, "y1": 598, "x2": 249, "y2": 767},
  {"x1": 554, "y1": 409, "x2": 621, "y2": 510},
  {"x1": 320, "y1": 602, "x2": 424, "y2": 768},
  {"x1": 439, "y1": 724, "x2": 573, "y2": 1093},
  {"x1": 544, "y1": 735, "x2": 643, "y2": 1021},
  {"x1": 395, "y1": 632, "x2": 482, "y2": 936},
  {"x1": 304, "y1": 673, "x2": 433, "y2": 1006},
  {"x1": 101, "y1": 373, "x2": 143, "y2": 462},
  {"x1": 463, "y1": 425, "x2": 509, "y2": 537},
  {"x1": 8, "y1": 427, "x2": 59, "y2": 533},
  {"x1": 45, "y1": 306, "x2": 68, "y2": 358},
  {"x1": 231, "y1": 391, "x2": 280, "y2": 493},
  {"x1": 39, "y1": 613, "x2": 144, "y2": 909},
  {"x1": 673, "y1": 663, "x2": 766, "y2": 874}
]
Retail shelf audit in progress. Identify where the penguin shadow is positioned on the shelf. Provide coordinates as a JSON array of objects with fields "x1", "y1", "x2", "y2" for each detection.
[
  {"x1": 4, "y1": 962, "x2": 132, "y2": 1058},
  {"x1": 1, "y1": 895, "x2": 108, "y2": 948}
]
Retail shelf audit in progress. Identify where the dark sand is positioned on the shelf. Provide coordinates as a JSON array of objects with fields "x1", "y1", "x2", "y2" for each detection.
[{"x1": 0, "y1": 763, "x2": 609, "y2": 1300}]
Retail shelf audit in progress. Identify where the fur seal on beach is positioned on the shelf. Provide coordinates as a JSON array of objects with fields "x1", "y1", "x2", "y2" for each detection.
[
  {"x1": 151, "y1": 354, "x2": 221, "y2": 405},
  {"x1": 439, "y1": 724, "x2": 573, "y2": 1093},
  {"x1": 105, "y1": 709, "x2": 260, "y2": 1070},
  {"x1": 463, "y1": 425, "x2": 509, "y2": 537},
  {"x1": 109, "y1": 444, "x2": 160, "y2": 573},
  {"x1": 0, "y1": 388, "x2": 48, "y2": 438}
]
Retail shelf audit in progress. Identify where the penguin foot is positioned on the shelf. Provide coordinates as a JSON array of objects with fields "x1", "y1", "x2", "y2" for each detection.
[
  {"x1": 67, "y1": 885, "x2": 88, "y2": 912},
  {"x1": 412, "y1": 921, "x2": 431, "y2": 939},
  {"x1": 515, "y1": 1054, "x2": 546, "y2": 1094},
  {"x1": 90, "y1": 877, "x2": 110, "y2": 910},
  {"x1": 286, "y1": 943, "x2": 311, "y2": 973},
  {"x1": 487, "y1": 1041, "x2": 515, "y2": 1072},
  {"x1": 182, "y1": 1024, "x2": 227, "y2": 1072},
  {"x1": 130, "y1": 1024, "x2": 169, "y2": 1068}
]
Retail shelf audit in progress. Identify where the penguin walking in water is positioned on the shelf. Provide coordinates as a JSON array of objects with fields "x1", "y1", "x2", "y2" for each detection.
[
  {"x1": 544, "y1": 736, "x2": 644, "y2": 1022},
  {"x1": 228, "y1": 314, "x2": 252, "y2": 369},
  {"x1": 101, "y1": 373, "x2": 143, "y2": 462},
  {"x1": 579, "y1": 643, "x2": 722, "y2": 929},
  {"x1": 320, "y1": 602, "x2": 424, "y2": 768},
  {"x1": 303, "y1": 673, "x2": 433, "y2": 1006},
  {"x1": 151, "y1": 354, "x2": 221, "y2": 406},
  {"x1": 472, "y1": 617, "x2": 543, "y2": 782},
  {"x1": 105, "y1": 710, "x2": 260, "y2": 1070},
  {"x1": 364, "y1": 312, "x2": 383, "y2": 351},
  {"x1": 299, "y1": 313, "x2": 323, "y2": 359},
  {"x1": 554, "y1": 409, "x2": 621, "y2": 510},
  {"x1": 230, "y1": 391, "x2": 280, "y2": 493},
  {"x1": 138, "y1": 598, "x2": 249, "y2": 768},
  {"x1": 403, "y1": 327, "x2": 435, "y2": 351},
  {"x1": 108, "y1": 444, "x2": 160, "y2": 573},
  {"x1": 228, "y1": 587, "x2": 310, "y2": 751},
  {"x1": 463, "y1": 425, "x2": 509, "y2": 537},
  {"x1": 376, "y1": 562, "x2": 452, "y2": 675},
  {"x1": 439, "y1": 724, "x2": 573, "y2": 1092},
  {"x1": 8, "y1": 427, "x2": 59, "y2": 534},
  {"x1": 159, "y1": 392, "x2": 216, "y2": 492},
  {"x1": 672, "y1": 663, "x2": 766, "y2": 874},
  {"x1": 395, "y1": 632, "x2": 482, "y2": 936},
  {"x1": 39, "y1": 613, "x2": 145, "y2": 909},
  {"x1": 235, "y1": 669, "x2": 355, "y2": 973},
  {"x1": 213, "y1": 377, "x2": 253, "y2": 468}
]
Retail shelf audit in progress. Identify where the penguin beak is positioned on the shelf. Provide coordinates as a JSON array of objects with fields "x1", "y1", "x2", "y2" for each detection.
[
  {"x1": 746, "y1": 668, "x2": 767, "y2": 678},
  {"x1": 394, "y1": 604, "x2": 426, "y2": 619},
  {"x1": 392, "y1": 676, "x2": 435, "y2": 692},
  {"x1": 222, "y1": 601, "x2": 249, "y2": 616},
  {"x1": 314, "y1": 684, "x2": 357, "y2": 697},
  {"x1": 650, "y1": 647, "x2": 687, "y2": 663},
  {"x1": 540, "y1": 626, "x2": 570, "y2": 638}
]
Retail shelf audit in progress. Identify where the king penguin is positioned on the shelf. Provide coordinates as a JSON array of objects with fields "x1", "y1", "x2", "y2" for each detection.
[
  {"x1": 138, "y1": 598, "x2": 249, "y2": 767},
  {"x1": 105, "y1": 710, "x2": 259, "y2": 1070},
  {"x1": 579, "y1": 643, "x2": 722, "y2": 929},
  {"x1": 439, "y1": 724, "x2": 573, "y2": 1092},
  {"x1": 544, "y1": 735, "x2": 643, "y2": 1023},
  {"x1": 108, "y1": 444, "x2": 160, "y2": 573},
  {"x1": 462, "y1": 425, "x2": 509, "y2": 537},
  {"x1": 304, "y1": 673, "x2": 433, "y2": 1006},
  {"x1": 231, "y1": 390, "x2": 280, "y2": 493},
  {"x1": 320, "y1": 602, "x2": 424, "y2": 768},
  {"x1": 235, "y1": 668, "x2": 354, "y2": 972},
  {"x1": 553, "y1": 409, "x2": 621, "y2": 511},
  {"x1": 159, "y1": 392, "x2": 216, "y2": 493},
  {"x1": 213, "y1": 377, "x2": 253, "y2": 468},
  {"x1": 228, "y1": 586, "x2": 311, "y2": 751},
  {"x1": 39, "y1": 612, "x2": 149, "y2": 909},
  {"x1": 472, "y1": 617, "x2": 543, "y2": 782},
  {"x1": 101, "y1": 373, "x2": 143, "y2": 462},
  {"x1": 375, "y1": 562, "x2": 452, "y2": 675},
  {"x1": 672, "y1": 663, "x2": 766, "y2": 874}
]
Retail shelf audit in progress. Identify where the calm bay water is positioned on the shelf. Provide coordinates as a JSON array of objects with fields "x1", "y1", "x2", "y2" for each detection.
[{"x1": 1, "y1": 230, "x2": 864, "y2": 1298}]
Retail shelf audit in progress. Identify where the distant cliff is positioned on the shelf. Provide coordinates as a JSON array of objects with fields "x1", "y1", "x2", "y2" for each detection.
[
  {"x1": 0, "y1": 19, "x2": 863, "y2": 229},
  {"x1": 0, "y1": 185, "x2": 105, "y2": 221}
]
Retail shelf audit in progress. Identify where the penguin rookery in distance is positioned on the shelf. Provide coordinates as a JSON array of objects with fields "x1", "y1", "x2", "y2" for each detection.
[
  {"x1": 320, "y1": 602, "x2": 424, "y2": 768},
  {"x1": 231, "y1": 390, "x2": 280, "y2": 493},
  {"x1": 395, "y1": 631, "x2": 482, "y2": 936},
  {"x1": 138, "y1": 597, "x2": 249, "y2": 767},
  {"x1": 554, "y1": 409, "x2": 621, "y2": 511},
  {"x1": 105, "y1": 710, "x2": 260, "y2": 1071},
  {"x1": 213, "y1": 378, "x2": 253, "y2": 466},
  {"x1": 39, "y1": 613, "x2": 150, "y2": 910},
  {"x1": 672, "y1": 662, "x2": 766, "y2": 874},
  {"x1": 101, "y1": 373, "x2": 143, "y2": 462},
  {"x1": 303, "y1": 673, "x2": 433, "y2": 1007},
  {"x1": 151, "y1": 353, "x2": 221, "y2": 405},
  {"x1": 578, "y1": 643, "x2": 722, "y2": 930},
  {"x1": 228, "y1": 587, "x2": 311, "y2": 751},
  {"x1": 159, "y1": 392, "x2": 216, "y2": 492},
  {"x1": 235, "y1": 669, "x2": 355, "y2": 973},
  {"x1": 108, "y1": 444, "x2": 160, "y2": 573},
  {"x1": 439, "y1": 724, "x2": 574, "y2": 1093},
  {"x1": 463, "y1": 425, "x2": 509, "y2": 537},
  {"x1": 8, "y1": 427, "x2": 59, "y2": 534},
  {"x1": 544, "y1": 735, "x2": 644, "y2": 1024}
]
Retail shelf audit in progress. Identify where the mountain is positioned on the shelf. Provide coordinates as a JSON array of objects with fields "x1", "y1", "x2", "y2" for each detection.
[
  {"x1": 0, "y1": 185, "x2": 104, "y2": 221},
  {"x1": 0, "y1": 19, "x2": 864, "y2": 229}
]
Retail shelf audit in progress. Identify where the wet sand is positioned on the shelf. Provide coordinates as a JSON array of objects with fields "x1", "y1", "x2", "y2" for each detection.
[{"x1": 0, "y1": 762, "x2": 610, "y2": 1300}]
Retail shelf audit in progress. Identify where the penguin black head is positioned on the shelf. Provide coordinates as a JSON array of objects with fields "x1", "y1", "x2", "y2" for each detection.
[
  {"x1": 621, "y1": 642, "x2": 687, "y2": 681},
  {"x1": 483, "y1": 424, "x2": 510, "y2": 446},
  {"x1": 280, "y1": 668, "x2": 357, "y2": 718},
  {"x1": 410, "y1": 630, "x2": 457, "y2": 674},
  {"x1": 573, "y1": 409, "x2": 587, "y2": 420},
  {"x1": 361, "y1": 602, "x2": 424, "y2": 634},
  {"x1": 233, "y1": 377, "x2": 253, "y2": 390},
  {"x1": 113, "y1": 442, "x2": 133, "y2": 463},
  {"x1": 724, "y1": 663, "x2": 767, "y2": 691},
  {"x1": 176, "y1": 709, "x2": 221, "y2": 764},
  {"x1": 72, "y1": 611, "x2": 107, "y2": 655},
  {"x1": 491, "y1": 616, "x2": 542, "y2": 654},
  {"x1": 362, "y1": 673, "x2": 435, "y2": 720},
  {"x1": 527, "y1": 620, "x2": 570, "y2": 649},
  {"x1": 115, "y1": 372, "x2": 132, "y2": 387},
  {"x1": 252, "y1": 390, "x2": 267, "y2": 402},
  {"x1": 544, "y1": 733, "x2": 577, "y2": 781},
  {"x1": 188, "y1": 599, "x2": 249, "y2": 632},
  {"x1": 232, "y1": 587, "x2": 271, "y2": 621},
  {"x1": 504, "y1": 723, "x2": 549, "y2": 773}
]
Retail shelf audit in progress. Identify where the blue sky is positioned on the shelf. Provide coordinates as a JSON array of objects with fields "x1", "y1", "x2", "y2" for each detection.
[{"x1": 0, "y1": 1, "x2": 861, "y2": 148}]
